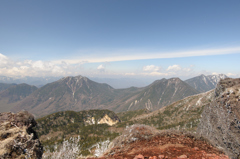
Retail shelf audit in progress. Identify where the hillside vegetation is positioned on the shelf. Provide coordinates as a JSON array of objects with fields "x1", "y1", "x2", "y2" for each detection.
[
  {"x1": 115, "y1": 90, "x2": 214, "y2": 132},
  {"x1": 36, "y1": 89, "x2": 215, "y2": 157},
  {"x1": 35, "y1": 109, "x2": 120, "y2": 156}
]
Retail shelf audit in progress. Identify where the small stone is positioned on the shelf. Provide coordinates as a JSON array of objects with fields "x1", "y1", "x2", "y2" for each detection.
[
  {"x1": 177, "y1": 154, "x2": 187, "y2": 158},
  {"x1": 205, "y1": 153, "x2": 217, "y2": 157},
  {"x1": 134, "y1": 154, "x2": 144, "y2": 159},
  {"x1": 158, "y1": 155, "x2": 165, "y2": 159},
  {"x1": 193, "y1": 147, "x2": 199, "y2": 151}
]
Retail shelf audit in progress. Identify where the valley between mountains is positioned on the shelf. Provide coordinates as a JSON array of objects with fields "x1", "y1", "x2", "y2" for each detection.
[{"x1": 1, "y1": 74, "x2": 240, "y2": 158}]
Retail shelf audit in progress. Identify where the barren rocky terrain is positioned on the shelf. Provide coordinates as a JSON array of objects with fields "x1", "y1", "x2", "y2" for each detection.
[
  {"x1": 198, "y1": 78, "x2": 240, "y2": 158},
  {"x1": 0, "y1": 111, "x2": 43, "y2": 158},
  {"x1": 85, "y1": 125, "x2": 230, "y2": 159}
]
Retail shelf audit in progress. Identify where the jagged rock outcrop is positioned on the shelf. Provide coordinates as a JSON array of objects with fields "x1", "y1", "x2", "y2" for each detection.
[
  {"x1": 198, "y1": 78, "x2": 240, "y2": 159},
  {"x1": 0, "y1": 111, "x2": 43, "y2": 158},
  {"x1": 97, "y1": 114, "x2": 120, "y2": 126}
]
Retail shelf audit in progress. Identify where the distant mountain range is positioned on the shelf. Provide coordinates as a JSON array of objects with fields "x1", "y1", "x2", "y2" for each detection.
[
  {"x1": 0, "y1": 83, "x2": 16, "y2": 92},
  {"x1": 0, "y1": 76, "x2": 62, "y2": 87},
  {"x1": 11, "y1": 76, "x2": 199, "y2": 117},
  {"x1": 0, "y1": 74, "x2": 228, "y2": 117},
  {"x1": 185, "y1": 74, "x2": 228, "y2": 92},
  {"x1": 0, "y1": 83, "x2": 37, "y2": 112}
]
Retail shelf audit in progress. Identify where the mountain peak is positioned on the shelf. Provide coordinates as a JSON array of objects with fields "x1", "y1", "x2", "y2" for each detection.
[
  {"x1": 168, "y1": 77, "x2": 181, "y2": 81},
  {"x1": 185, "y1": 74, "x2": 228, "y2": 93},
  {"x1": 62, "y1": 75, "x2": 88, "y2": 82}
]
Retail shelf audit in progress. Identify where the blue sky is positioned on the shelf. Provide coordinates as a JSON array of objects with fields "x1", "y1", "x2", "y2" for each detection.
[{"x1": 0, "y1": 0, "x2": 240, "y2": 80}]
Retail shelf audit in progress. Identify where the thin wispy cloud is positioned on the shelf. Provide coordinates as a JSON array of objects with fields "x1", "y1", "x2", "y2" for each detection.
[{"x1": 54, "y1": 46, "x2": 240, "y2": 64}]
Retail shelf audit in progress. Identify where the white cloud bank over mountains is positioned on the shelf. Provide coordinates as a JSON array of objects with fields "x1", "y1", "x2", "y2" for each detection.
[
  {"x1": 0, "y1": 53, "x2": 71, "y2": 77},
  {"x1": 136, "y1": 64, "x2": 194, "y2": 77},
  {"x1": 0, "y1": 46, "x2": 240, "y2": 79}
]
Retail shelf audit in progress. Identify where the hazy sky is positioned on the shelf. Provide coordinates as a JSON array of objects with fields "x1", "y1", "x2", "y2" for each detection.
[{"x1": 0, "y1": 0, "x2": 240, "y2": 80}]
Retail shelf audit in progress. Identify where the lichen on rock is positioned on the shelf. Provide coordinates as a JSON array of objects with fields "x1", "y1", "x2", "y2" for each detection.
[{"x1": 0, "y1": 111, "x2": 43, "y2": 159}]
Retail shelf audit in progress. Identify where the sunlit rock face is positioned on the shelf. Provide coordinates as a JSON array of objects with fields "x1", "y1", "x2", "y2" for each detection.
[
  {"x1": 84, "y1": 114, "x2": 120, "y2": 126},
  {"x1": 0, "y1": 111, "x2": 43, "y2": 159},
  {"x1": 97, "y1": 114, "x2": 120, "y2": 126},
  {"x1": 198, "y1": 78, "x2": 240, "y2": 159}
]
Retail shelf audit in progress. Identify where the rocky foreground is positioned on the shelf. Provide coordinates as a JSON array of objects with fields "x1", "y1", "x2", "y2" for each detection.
[
  {"x1": 0, "y1": 111, "x2": 43, "y2": 159},
  {"x1": 198, "y1": 78, "x2": 240, "y2": 158},
  {"x1": 85, "y1": 125, "x2": 230, "y2": 159}
]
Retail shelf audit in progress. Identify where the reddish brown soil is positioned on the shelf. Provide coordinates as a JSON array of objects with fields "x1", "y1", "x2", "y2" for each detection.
[{"x1": 86, "y1": 133, "x2": 229, "y2": 159}]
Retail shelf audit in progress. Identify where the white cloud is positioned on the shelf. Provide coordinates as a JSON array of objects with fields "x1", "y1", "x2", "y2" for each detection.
[
  {"x1": 0, "y1": 53, "x2": 78, "y2": 77},
  {"x1": 97, "y1": 64, "x2": 105, "y2": 73},
  {"x1": 0, "y1": 53, "x2": 8, "y2": 61},
  {"x1": 125, "y1": 73, "x2": 136, "y2": 76},
  {"x1": 166, "y1": 65, "x2": 181, "y2": 71},
  {"x1": 149, "y1": 72, "x2": 171, "y2": 76},
  {"x1": 97, "y1": 64, "x2": 104, "y2": 70},
  {"x1": 226, "y1": 73, "x2": 237, "y2": 77},
  {"x1": 212, "y1": 72, "x2": 219, "y2": 75},
  {"x1": 183, "y1": 68, "x2": 191, "y2": 72},
  {"x1": 143, "y1": 65, "x2": 160, "y2": 72},
  {"x1": 53, "y1": 46, "x2": 240, "y2": 63},
  {"x1": 0, "y1": 53, "x2": 11, "y2": 67},
  {"x1": 138, "y1": 64, "x2": 195, "y2": 77}
]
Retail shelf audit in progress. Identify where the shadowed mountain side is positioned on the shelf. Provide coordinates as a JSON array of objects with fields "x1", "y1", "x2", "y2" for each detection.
[
  {"x1": 0, "y1": 83, "x2": 37, "y2": 112},
  {"x1": 11, "y1": 76, "x2": 121, "y2": 118},
  {"x1": 106, "y1": 78, "x2": 200, "y2": 112},
  {"x1": 0, "y1": 83, "x2": 17, "y2": 92}
]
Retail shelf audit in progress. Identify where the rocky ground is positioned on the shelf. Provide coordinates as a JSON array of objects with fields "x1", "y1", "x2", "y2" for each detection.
[
  {"x1": 0, "y1": 111, "x2": 43, "y2": 159},
  {"x1": 85, "y1": 125, "x2": 230, "y2": 159},
  {"x1": 198, "y1": 78, "x2": 240, "y2": 158}
]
